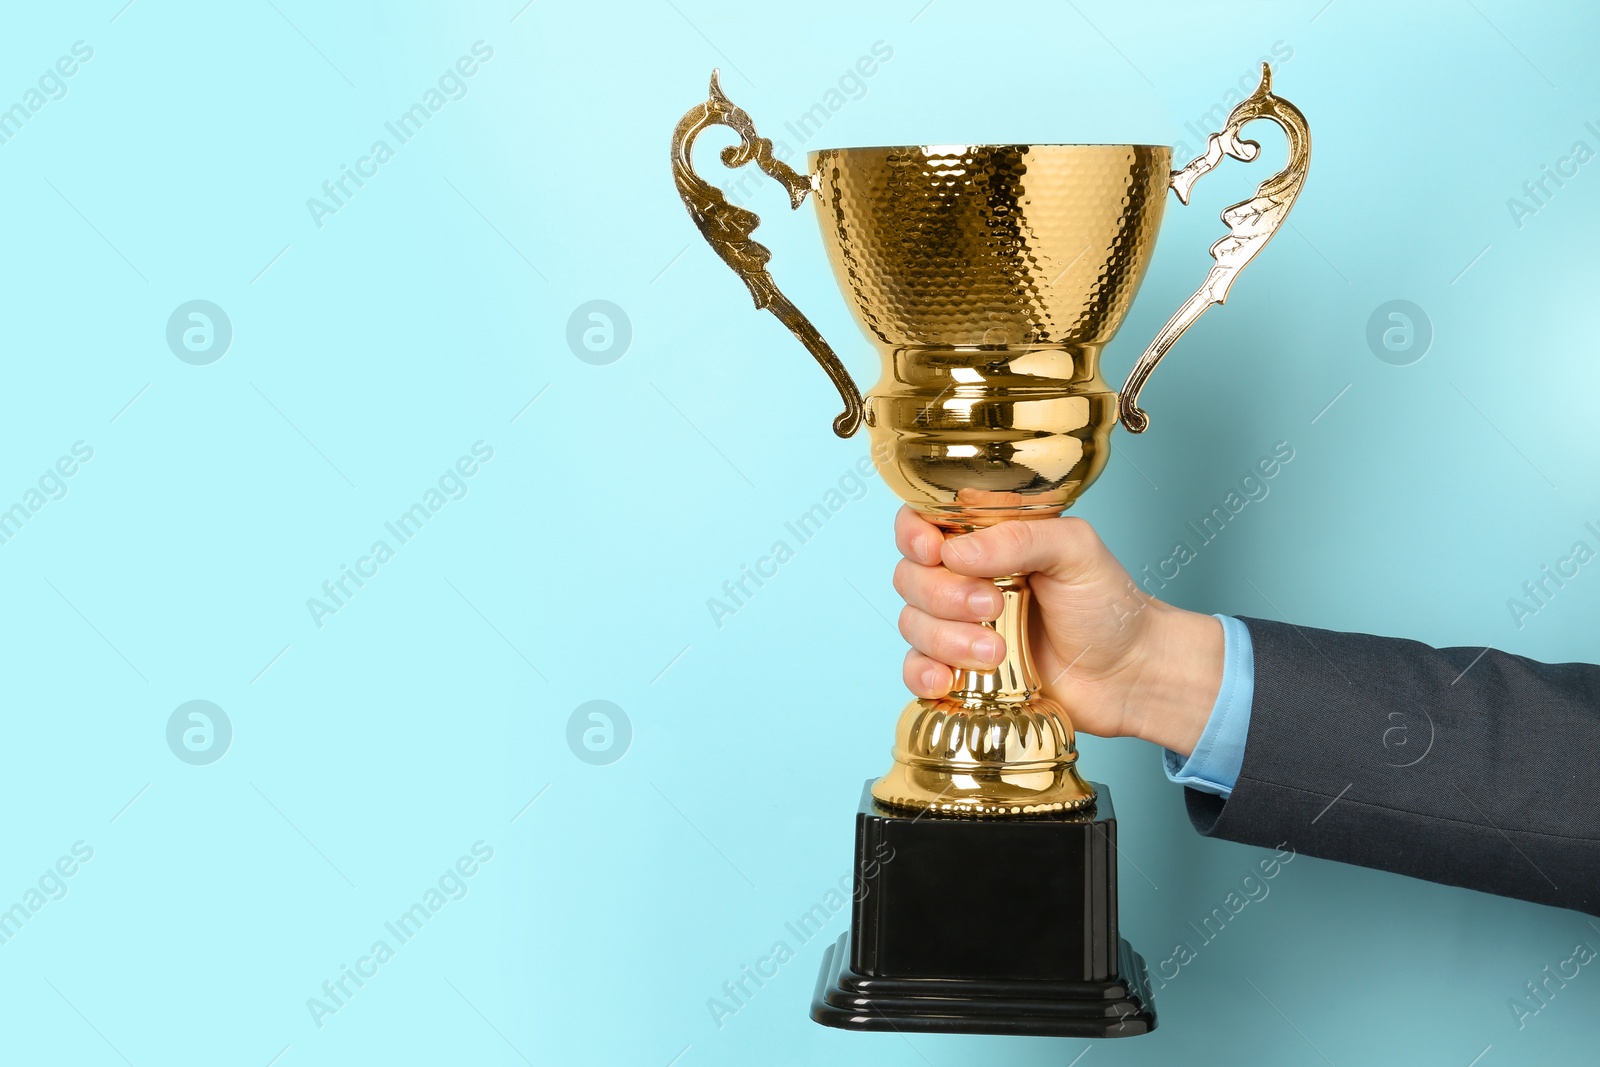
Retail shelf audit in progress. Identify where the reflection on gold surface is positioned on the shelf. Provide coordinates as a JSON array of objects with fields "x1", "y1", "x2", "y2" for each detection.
[{"x1": 671, "y1": 66, "x2": 1310, "y2": 815}]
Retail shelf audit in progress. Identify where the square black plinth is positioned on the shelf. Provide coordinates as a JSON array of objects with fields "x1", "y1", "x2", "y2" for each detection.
[{"x1": 810, "y1": 781, "x2": 1156, "y2": 1038}]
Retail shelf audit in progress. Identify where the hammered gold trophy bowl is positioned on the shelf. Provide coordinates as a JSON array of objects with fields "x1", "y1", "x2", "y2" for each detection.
[{"x1": 672, "y1": 65, "x2": 1308, "y2": 1037}]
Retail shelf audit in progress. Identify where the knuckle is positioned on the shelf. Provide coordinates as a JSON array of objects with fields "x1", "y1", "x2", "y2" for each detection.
[
  {"x1": 943, "y1": 576, "x2": 977, "y2": 615},
  {"x1": 897, "y1": 604, "x2": 919, "y2": 641},
  {"x1": 891, "y1": 558, "x2": 914, "y2": 598},
  {"x1": 934, "y1": 624, "x2": 971, "y2": 660},
  {"x1": 894, "y1": 505, "x2": 921, "y2": 537},
  {"x1": 1048, "y1": 516, "x2": 1104, "y2": 575},
  {"x1": 995, "y1": 520, "x2": 1032, "y2": 554},
  {"x1": 1055, "y1": 515, "x2": 1093, "y2": 551},
  {"x1": 962, "y1": 522, "x2": 1023, "y2": 568}
]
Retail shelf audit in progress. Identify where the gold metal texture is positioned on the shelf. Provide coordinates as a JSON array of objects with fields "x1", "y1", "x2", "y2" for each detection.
[
  {"x1": 670, "y1": 71, "x2": 864, "y2": 438},
  {"x1": 669, "y1": 66, "x2": 1310, "y2": 816},
  {"x1": 1118, "y1": 64, "x2": 1311, "y2": 433},
  {"x1": 810, "y1": 139, "x2": 1168, "y2": 526},
  {"x1": 870, "y1": 574, "x2": 1098, "y2": 816}
]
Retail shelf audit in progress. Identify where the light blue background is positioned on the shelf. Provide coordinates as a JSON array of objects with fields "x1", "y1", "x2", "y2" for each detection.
[{"x1": 1, "y1": 1, "x2": 1596, "y2": 1064}]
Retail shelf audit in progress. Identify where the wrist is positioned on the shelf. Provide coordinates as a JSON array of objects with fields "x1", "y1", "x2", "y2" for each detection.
[{"x1": 1124, "y1": 604, "x2": 1225, "y2": 758}]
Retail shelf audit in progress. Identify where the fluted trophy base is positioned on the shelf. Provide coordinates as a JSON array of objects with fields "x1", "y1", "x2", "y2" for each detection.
[{"x1": 870, "y1": 694, "x2": 1097, "y2": 817}]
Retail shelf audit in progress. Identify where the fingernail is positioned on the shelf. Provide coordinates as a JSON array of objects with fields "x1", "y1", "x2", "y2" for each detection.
[
  {"x1": 967, "y1": 589, "x2": 999, "y2": 618},
  {"x1": 920, "y1": 667, "x2": 945, "y2": 693},
  {"x1": 947, "y1": 535, "x2": 980, "y2": 564},
  {"x1": 974, "y1": 634, "x2": 1001, "y2": 664},
  {"x1": 913, "y1": 533, "x2": 934, "y2": 563}
]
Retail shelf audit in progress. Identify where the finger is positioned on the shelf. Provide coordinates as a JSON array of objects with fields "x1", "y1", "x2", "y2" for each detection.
[
  {"x1": 903, "y1": 650, "x2": 954, "y2": 698},
  {"x1": 898, "y1": 604, "x2": 1005, "y2": 670},
  {"x1": 940, "y1": 516, "x2": 1105, "y2": 580},
  {"x1": 894, "y1": 505, "x2": 946, "y2": 566},
  {"x1": 893, "y1": 557, "x2": 1001, "y2": 622}
]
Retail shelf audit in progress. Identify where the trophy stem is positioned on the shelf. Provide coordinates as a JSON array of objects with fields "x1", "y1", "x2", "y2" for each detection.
[{"x1": 949, "y1": 574, "x2": 1039, "y2": 704}]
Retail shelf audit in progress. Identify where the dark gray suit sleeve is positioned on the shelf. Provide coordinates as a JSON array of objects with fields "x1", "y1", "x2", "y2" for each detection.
[{"x1": 1182, "y1": 616, "x2": 1600, "y2": 915}]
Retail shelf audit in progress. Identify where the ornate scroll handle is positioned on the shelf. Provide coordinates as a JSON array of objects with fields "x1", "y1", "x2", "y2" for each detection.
[
  {"x1": 670, "y1": 70, "x2": 864, "y2": 439},
  {"x1": 1118, "y1": 64, "x2": 1311, "y2": 433}
]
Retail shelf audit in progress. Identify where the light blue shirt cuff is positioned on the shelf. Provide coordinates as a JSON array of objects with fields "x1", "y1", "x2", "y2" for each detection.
[{"x1": 1161, "y1": 614, "x2": 1254, "y2": 798}]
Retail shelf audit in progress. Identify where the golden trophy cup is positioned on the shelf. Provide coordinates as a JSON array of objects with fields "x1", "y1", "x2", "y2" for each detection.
[{"x1": 672, "y1": 66, "x2": 1309, "y2": 1037}]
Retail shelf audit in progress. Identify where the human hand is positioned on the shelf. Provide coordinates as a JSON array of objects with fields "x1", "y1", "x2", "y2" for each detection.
[{"x1": 891, "y1": 506, "x2": 1225, "y2": 757}]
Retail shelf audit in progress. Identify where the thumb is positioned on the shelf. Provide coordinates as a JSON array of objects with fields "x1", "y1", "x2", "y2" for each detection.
[{"x1": 940, "y1": 517, "x2": 1108, "y2": 581}]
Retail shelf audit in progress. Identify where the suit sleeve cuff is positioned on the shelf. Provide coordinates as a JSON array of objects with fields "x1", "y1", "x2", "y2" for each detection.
[{"x1": 1161, "y1": 614, "x2": 1254, "y2": 798}]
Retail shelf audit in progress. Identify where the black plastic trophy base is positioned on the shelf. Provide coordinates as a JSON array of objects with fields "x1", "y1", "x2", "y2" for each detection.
[{"x1": 810, "y1": 781, "x2": 1156, "y2": 1038}]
